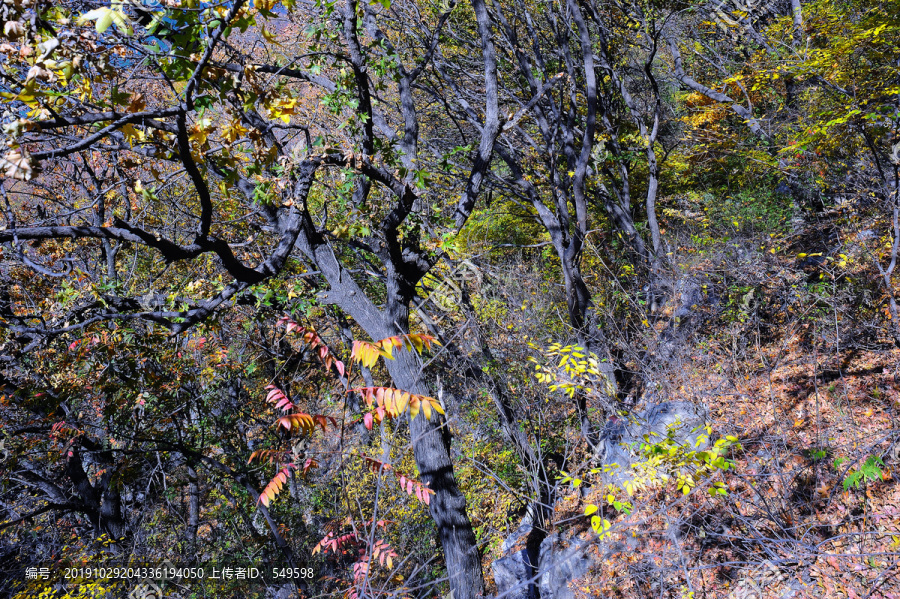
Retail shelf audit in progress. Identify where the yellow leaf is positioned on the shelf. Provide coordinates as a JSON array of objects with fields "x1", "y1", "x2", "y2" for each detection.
[
  {"x1": 223, "y1": 119, "x2": 248, "y2": 143},
  {"x1": 120, "y1": 123, "x2": 144, "y2": 146},
  {"x1": 430, "y1": 397, "x2": 445, "y2": 416},
  {"x1": 261, "y1": 25, "x2": 280, "y2": 44}
]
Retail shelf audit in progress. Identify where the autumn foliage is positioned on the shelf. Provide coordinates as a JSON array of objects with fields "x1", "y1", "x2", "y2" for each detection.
[{"x1": 1, "y1": 0, "x2": 899, "y2": 598}]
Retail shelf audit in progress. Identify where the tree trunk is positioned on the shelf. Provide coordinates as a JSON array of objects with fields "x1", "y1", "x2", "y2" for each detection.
[
  {"x1": 387, "y1": 349, "x2": 484, "y2": 599},
  {"x1": 302, "y1": 234, "x2": 485, "y2": 599},
  {"x1": 186, "y1": 464, "x2": 200, "y2": 547},
  {"x1": 558, "y1": 247, "x2": 617, "y2": 447},
  {"x1": 65, "y1": 447, "x2": 130, "y2": 542}
]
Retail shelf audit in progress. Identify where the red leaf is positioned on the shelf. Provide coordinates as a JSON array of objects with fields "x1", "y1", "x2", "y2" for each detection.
[
  {"x1": 265, "y1": 385, "x2": 294, "y2": 412},
  {"x1": 361, "y1": 457, "x2": 433, "y2": 505},
  {"x1": 257, "y1": 465, "x2": 293, "y2": 506},
  {"x1": 301, "y1": 458, "x2": 319, "y2": 476}
]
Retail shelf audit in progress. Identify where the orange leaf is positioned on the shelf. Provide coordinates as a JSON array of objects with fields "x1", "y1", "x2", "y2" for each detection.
[
  {"x1": 258, "y1": 466, "x2": 293, "y2": 506},
  {"x1": 350, "y1": 387, "x2": 443, "y2": 421},
  {"x1": 275, "y1": 412, "x2": 335, "y2": 435},
  {"x1": 248, "y1": 449, "x2": 283, "y2": 464}
]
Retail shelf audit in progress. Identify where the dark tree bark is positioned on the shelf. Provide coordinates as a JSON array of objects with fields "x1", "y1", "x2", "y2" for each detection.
[
  {"x1": 186, "y1": 464, "x2": 200, "y2": 547},
  {"x1": 295, "y1": 217, "x2": 486, "y2": 598},
  {"x1": 0, "y1": 0, "x2": 515, "y2": 593}
]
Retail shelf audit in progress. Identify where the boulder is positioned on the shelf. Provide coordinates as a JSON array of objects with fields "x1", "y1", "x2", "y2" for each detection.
[
  {"x1": 537, "y1": 534, "x2": 591, "y2": 599},
  {"x1": 595, "y1": 401, "x2": 709, "y2": 485},
  {"x1": 491, "y1": 509, "x2": 540, "y2": 599},
  {"x1": 491, "y1": 401, "x2": 709, "y2": 598},
  {"x1": 491, "y1": 531, "x2": 592, "y2": 599},
  {"x1": 492, "y1": 548, "x2": 537, "y2": 599}
]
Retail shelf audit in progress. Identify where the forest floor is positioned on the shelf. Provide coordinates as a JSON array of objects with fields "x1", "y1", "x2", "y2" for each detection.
[{"x1": 484, "y1": 207, "x2": 900, "y2": 599}]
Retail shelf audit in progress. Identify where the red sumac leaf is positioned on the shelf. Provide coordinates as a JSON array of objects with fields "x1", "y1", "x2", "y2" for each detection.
[
  {"x1": 258, "y1": 465, "x2": 293, "y2": 506},
  {"x1": 265, "y1": 385, "x2": 294, "y2": 412},
  {"x1": 248, "y1": 449, "x2": 283, "y2": 464}
]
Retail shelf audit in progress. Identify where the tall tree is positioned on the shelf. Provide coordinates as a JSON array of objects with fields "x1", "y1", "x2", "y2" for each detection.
[{"x1": 0, "y1": 0, "x2": 506, "y2": 594}]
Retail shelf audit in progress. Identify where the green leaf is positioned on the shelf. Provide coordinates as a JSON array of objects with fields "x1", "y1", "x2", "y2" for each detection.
[
  {"x1": 109, "y1": 10, "x2": 133, "y2": 35},
  {"x1": 843, "y1": 471, "x2": 863, "y2": 491},
  {"x1": 79, "y1": 6, "x2": 132, "y2": 35},
  {"x1": 843, "y1": 456, "x2": 884, "y2": 490},
  {"x1": 96, "y1": 10, "x2": 114, "y2": 33}
]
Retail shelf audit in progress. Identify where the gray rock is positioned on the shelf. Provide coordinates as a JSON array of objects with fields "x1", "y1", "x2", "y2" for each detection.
[
  {"x1": 501, "y1": 523, "x2": 532, "y2": 555},
  {"x1": 492, "y1": 507, "x2": 542, "y2": 599},
  {"x1": 537, "y1": 535, "x2": 591, "y2": 599},
  {"x1": 656, "y1": 278, "x2": 706, "y2": 363},
  {"x1": 267, "y1": 584, "x2": 296, "y2": 599},
  {"x1": 595, "y1": 401, "x2": 709, "y2": 485},
  {"x1": 492, "y1": 549, "x2": 536, "y2": 599},
  {"x1": 501, "y1": 508, "x2": 536, "y2": 554},
  {"x1": 643, "y1": 401, "x2": 709, "y2": 445},
  {"x1": 492, "y1": 402, "x2": 709, "y2": 598},
  {"x1": 673, "y1": 278, "x2": 703, "y2": 319}
]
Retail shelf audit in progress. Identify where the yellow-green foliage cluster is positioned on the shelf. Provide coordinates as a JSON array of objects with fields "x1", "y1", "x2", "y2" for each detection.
[
  {"x1": 458, "y1": 201, "x2": 546, "y2": 251},
  {"x1": 625, "y1": 426, "x2": 739, "y2": 497},
  {"x1": 472, "y1": 295, "x2": 508, "y2": 323},
  {"x1": 576, "y1": 425, "x2": 741, "y2": 539},
  {"x1": 528, "y1": 343, "x2": 615, "y2": 399},
  {"x1": 15, "y1": 580, "x2": 125, "y2": 599}
]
